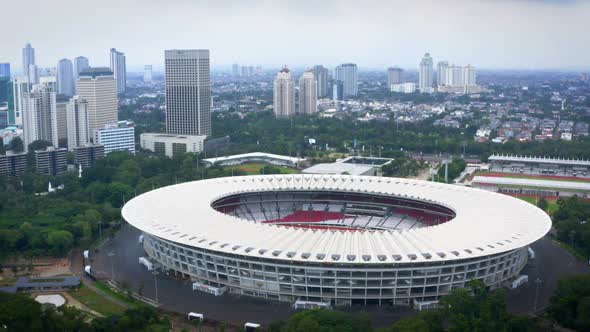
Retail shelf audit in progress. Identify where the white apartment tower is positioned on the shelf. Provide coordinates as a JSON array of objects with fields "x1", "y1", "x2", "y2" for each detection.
[
  {"x1": 22, "y1": 77, "x2": 59, "y2": 148},
  {"x1": 109, "y1": 48, "x2": 127, "y2": 94},
  {"x1": 165, "y1": 49, "x2": 211, "y2": 137},
  {"x1": 66, "y1": 96, "x2": 90, "y2": 150},
  {"x1": 273, "y1": 67, "x2": 295, "y2": 119},
  {"x1": 74, "y1": 56, "x2": 90, "y2": 78},
  {"x1": 57, "y1": 58, "x2": 75, "y2": 96},
  {"x1": 419, "y1": 53, "x2": 434, "y2": 91},
  {"x1": 437, "y1": 61, "x2": 449, "y2": 87},
  {"x1": 22, "y1": 43, "x2": 35, "y2": 81},
  {"x1": 334, "y1": 63, "x2": 358, "y2": 97},
  {"x1": 76, "y1": 68, "x2": 118, "y2": 142},
  {"x1": 12, "y1": 76, "x2": 30, "y2": 126},
  {"x1": 298, "y1": 70, "x2": 317, "y2": 115}
]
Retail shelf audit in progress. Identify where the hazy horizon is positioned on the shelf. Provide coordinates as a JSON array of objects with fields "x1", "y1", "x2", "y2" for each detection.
[{"x1": 2, "y1": 0, "x2": 590, "y2": 72}]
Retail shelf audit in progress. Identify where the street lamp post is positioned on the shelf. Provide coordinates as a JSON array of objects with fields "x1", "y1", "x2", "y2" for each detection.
[
  {"x1": 570, "y1": 230, "x2": 576, "y2": 249},
  {"x1": 152, "y1": 269, "x2": 159, "y2": 303},
  {"x1": 533, "y1": 277, "x2": 542, "y2": 312},
  {"x1": 107, "y1": 251, "x2": 116, "y2": 281}
]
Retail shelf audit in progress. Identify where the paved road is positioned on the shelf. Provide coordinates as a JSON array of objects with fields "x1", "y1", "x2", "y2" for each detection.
[
  {"x1": 89, "y1": 223, "x2": 589, "y2": 327},
  {"x1": 506, "y1": 235, "x2": 590, "y2": 314}
]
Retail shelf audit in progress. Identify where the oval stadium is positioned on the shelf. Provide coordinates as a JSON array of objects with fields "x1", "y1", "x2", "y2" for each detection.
[{"x1": 122, "y1": 174, "x2": 551, "y2": 308}]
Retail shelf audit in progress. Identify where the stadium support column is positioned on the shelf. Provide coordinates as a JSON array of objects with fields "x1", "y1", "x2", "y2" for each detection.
[{"x1": 445, "y1": 162, "x2": 449, "y2": 183}]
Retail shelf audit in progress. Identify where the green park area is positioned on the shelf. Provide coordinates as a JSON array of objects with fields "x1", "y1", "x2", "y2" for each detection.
[{"x1": 67, "y1": 284, "x2": 126, "y2": 317}]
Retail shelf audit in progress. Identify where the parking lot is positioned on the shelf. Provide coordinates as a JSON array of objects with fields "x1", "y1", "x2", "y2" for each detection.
[{"x1": 88, "y1": 223, "x2": 589, "y2": 326}]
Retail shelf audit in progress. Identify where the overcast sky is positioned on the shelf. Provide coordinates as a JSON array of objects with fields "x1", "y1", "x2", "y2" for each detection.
[{"x1": 1, "y1": 0, "x2": 589, "y2": 72}]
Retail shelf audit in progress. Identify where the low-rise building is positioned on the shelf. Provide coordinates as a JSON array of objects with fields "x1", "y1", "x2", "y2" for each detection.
[
  {"x1": 74, "y1": 144, "x2": 105, "y2": 168},
  {"x1": 34, "y1": 147, "x2": 68, "y2": 175},
  {"x1": 140, "y1": 133, "x2": 205, "y2": 157},
  {"x1": 0, "y1": 152, "x2": 28, "y2": 178},
  {"x1": 95, "y1": 123, "x2": 135, "y2": 155}
]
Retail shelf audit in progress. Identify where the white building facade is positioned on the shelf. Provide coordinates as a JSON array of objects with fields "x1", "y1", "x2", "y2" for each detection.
[
  {"x1": 95, "y1": 123, "x2": 135, "y2": 155},
  {"x1": 76, "y1": 68, "x2": 118, "y2": 142},
  {"x1": 140, "y1": 133, "x2": 205, "y2": 157},
  {"x1": 66, "y1": 96, "x2": 90, "y2": 151},
  {"x1": 109, "y1": 48, "x2": 126, "y2": 94},
  {"x1": 165, "y1": 49, "x2": 212, "y2": 137},
  {"x1": 298, "y1": 70, "x2": 317, "y2": 115},
  {"x1": 22, "y1": 77, "x2": 59, "y2": 149},
  {"x1": 273, "y1": 67, "x2": 295, "y2": 118},
  {"x1": 419, "y1": 53, "x2": 434, "y2": 92},
  {"x1": 334, "y1": 63, "x2": 358, "y2": 98}
]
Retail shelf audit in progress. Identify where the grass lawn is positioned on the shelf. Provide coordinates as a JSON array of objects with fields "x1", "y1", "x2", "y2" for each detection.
[
  {"x1": 93, "y1": 281, "x2": 145, "y2": 308},
  {"x1": 68, "y1": 284, "x2": 126, "y2": 316},
  {"x1": 516, "y1": 196, "x2": 559, "y2": 214},
  {"x1": 227, "y1": 163, "x2": 300, "y2": 175}
]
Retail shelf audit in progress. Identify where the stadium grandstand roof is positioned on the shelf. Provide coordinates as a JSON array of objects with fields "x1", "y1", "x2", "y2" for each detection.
[
  {"x1": 472, "y1": 176, "x2": 590, "y2": 191},
  {"x1": 202, "y1": 152, "x2": 304, "y2": 166},
  {"x1": 122, "y1": 175, "x2": 551, "y2": 265},
  {"x1": 489, "y1": 154, "x2": 590, "y2": 167}
]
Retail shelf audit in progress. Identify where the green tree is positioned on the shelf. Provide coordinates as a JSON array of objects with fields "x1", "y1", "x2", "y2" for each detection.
[
  {"x1": 537, "y1": 197, "x2": 549, "y2": 212},
  {"x1": 8, "y1": 137, "x2": 24, "y2": 153},
  {"x1": 548, "y1": 274, "x2": 590, "y2": 331},
  {"x1": 46, "y1": 230, "x2": 74, "y2": 255}
]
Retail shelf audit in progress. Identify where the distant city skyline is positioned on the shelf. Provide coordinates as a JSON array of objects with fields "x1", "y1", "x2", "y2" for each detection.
[{"x1": 1, "y1": 0, "x2": 589, "y2": 71}]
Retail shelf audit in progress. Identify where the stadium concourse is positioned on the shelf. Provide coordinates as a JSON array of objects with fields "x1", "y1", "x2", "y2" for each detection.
[{"x1": 121, "y1": 174, "x2": 551, "y2": 309}]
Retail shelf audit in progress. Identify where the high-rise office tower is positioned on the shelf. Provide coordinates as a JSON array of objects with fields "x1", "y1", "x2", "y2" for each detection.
[
  {"x1": 57, "y1": 59, "x2": 75, "y2": 97},
  {"x1": 273, "y1": 67, "x2": 295, "y2": 119},
  {"x1": 22, "y1": 43, "x2": 35, "y2": 80},
  {"x1": 298, "y1": 70, "x2": 317, "y2": 115},
  {"x1": 0, "y1": 77, "x2": 9, "y2": 104},
  {"x1": 55, "y1": 94, "x2": 70, "y2": 145},
  {"x1": 232, "y1": 63, "x2": 239, "y2": 77},
  {"x1": 165, "y1": 49, "x2": 211, "y2": 136},
  {"x1": 419, "y1": 53, "x2": 434, "y2": 91},
  {"x1": 0, "y1": 63, "x2": 10, "y2": 78},
  {"x1": 22, "y1": 77, "x2": 59, "y2": 148},
  {"x1": 387, "y1": 67, "x2": 403, "y2": 88},
  {"x1": 77, "y1": 68, "x2": 118, "y2": 141},
  {"x1": 28, "y1": 64, "x2": 39, "y2": 85},
  {"x1": 437, "y1": 61, "x2": 449, "y2": 87},
  {"x1": 109, "y1": 48, "x2": 126, "y2": 94},
  {"x1": 334, "y1": 63, "x2": 358, "y2": 98},
  {"x1": 12, "y1": 76, "x2": 29, "y2": 126},
  {"x1": 66, "y1": 96, "x2": 90, "y2": 150},
  {"x1": 312, "y1": 65, "x2": 329, "y2": 98},
  {"x1": 74, "y1": 56, "x2": 90, "y2": 78},
  {"x1": 143, "y1": 65, "x2": 153, "y2": 83}
]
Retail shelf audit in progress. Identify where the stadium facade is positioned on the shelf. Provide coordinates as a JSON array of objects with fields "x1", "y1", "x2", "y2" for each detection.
[{"x1": 122, "y1": 175, "x2": 551, "y2": 307}]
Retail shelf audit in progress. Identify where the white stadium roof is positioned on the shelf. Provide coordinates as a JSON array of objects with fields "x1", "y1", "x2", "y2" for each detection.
[
  {"x1": 122, "y1": 175, "x2": 551, "y2": 265},
  {"x1": 489, "y1": 154, "x2": 590, "y2": 167},
  {"x1": 202, "y1": 152, "x2": 304, "y2": 165},
  {"x1": 472, "y1": 176, "x2": 590, "y2": 191}
]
